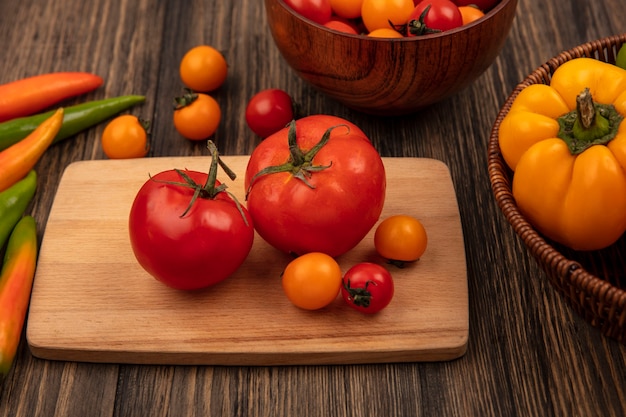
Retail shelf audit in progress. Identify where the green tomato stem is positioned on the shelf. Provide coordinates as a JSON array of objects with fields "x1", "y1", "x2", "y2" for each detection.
[{"x1": 245, "y1": 120, "x2": 344, "y2": 196}]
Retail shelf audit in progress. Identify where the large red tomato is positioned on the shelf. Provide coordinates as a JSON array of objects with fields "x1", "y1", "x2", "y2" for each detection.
[
  {"x1": 129, "y1": 150, "x2": 254, "y2": 291},
  {"x1": 244, "y1": 115, "x2": 386, "y2": 258}
]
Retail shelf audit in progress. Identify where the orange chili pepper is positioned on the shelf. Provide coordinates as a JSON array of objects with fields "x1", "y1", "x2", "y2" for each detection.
[
  {"x1": 0, "y1": 108, "x2": 63, "y2": 192},
  {"x1": 0, "y1": 216, "x2": 37, "y2": 376},
  {"x1": 0, "y1": 72, "x2": 102, "y2": 123}
]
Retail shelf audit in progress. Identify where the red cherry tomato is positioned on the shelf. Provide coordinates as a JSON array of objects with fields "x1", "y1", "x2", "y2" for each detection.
[
  {"x1": 283, "y1": 0, "x2": 332, "y2": 25},
  {"x1": 341, "y1": 263, "x2": 394, "y2": 314},
  {"x1": 408, "y1": 0, "x2": 463, "y2": 35},
  {"x1": 323, "y1": 17, "x2": 360, "y2": 34},
  {"x1": 244, "y1": 115, "x2": 386, "y2": 258},
  {"x1": 129, "y1": 144, "x2": 254, "y2": 291},
  {"x1": 245, "y1": 89, "x2": 295, "y2": 138}
]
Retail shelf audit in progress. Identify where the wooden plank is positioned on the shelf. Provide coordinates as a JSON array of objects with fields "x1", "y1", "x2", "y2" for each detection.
[{"x1": 26, "y1": 156, "x2": 468, "y2": 365}]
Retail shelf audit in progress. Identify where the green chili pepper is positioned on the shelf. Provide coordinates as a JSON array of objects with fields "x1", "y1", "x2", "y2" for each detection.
[
  {"x1": 0, "y1": 170, "x2": 37, "y2": 251},
  {"x1": 0, "y1": 215, "x2": 38, "y2": 376},
  {"x1": 0, "y1": 95, "x2": 146, "y2": 151}
]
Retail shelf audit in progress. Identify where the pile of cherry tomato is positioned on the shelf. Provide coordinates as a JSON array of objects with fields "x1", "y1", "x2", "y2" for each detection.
[
  {"x1": 107, "y1": 41, "x2": 430, "y2": 316},
  {"x1": 284, "y1": 0, "x2": 500, "y2": 37},
  {"x1": 282, "y1": 214, "x2": 428, "y2": 314},
  {"x1": 101, "y1": 45, "x2": 228, "y2": 158}
]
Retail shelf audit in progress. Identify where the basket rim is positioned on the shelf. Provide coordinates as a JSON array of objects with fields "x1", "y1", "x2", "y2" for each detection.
[{"x1": 487, "y1": 33, "x2": 626, "y2": 321}]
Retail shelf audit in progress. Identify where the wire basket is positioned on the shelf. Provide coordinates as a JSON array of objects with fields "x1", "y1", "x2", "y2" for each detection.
[{"x1": 488, "y1": 33, "x2": 626, "y2": 345}]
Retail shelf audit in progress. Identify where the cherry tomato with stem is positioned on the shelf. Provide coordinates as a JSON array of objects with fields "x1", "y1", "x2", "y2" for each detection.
[
  {"x1": 245, "y1": 89, "x2": 295, "y2": 139},
  {"x1": 408, "y1": 0, "x2": 463, "y2": 35},
  {"x1": 173, "y1": 91, "x2": 221, "y2": 141},
  {"x1": 374, "y1": 215, "x2": 428, "y2": 267},
  {"x1": 179, "y1": 45, "x2": 228, "y2": 92},
  {"x1": 282, "y1": 252, "x2": 342, "y2": 310},
  {"x1": 341, "y1": 262, "x2": 394, "y2": 314},
  {"x1": 101, "y1": 115, "x2": 149, "y2": 159}
]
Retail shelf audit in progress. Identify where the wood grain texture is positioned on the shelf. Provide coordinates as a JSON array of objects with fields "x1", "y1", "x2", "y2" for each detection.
[
  {"x1": 26, "y1": 156, "x2": 467, "y2": 365},
  {"x1": 0, "y1": 0, "x2": 625, "y2": 416}
]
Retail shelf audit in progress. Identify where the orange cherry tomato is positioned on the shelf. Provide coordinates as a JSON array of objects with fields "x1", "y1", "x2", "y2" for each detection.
[
  {"x1": 179, "y1": 45, "x2": 228, "y2": 92},
  {"x1": 361, "y1": 0, "x2": 414, "y2": 32},
  {"x1": 282, "y1": 252, "x2": 342, "y2": 310},
  {"x1": 173, "y1": 92, "x2": 221, "y2": 141},
  {"x1": 367, "y1": 28, "x2": 404, "y2": 38},
  {"x1": 374, "y1": 215, "x2": 428, "y2": 266},
  {"x1": 458, "y1": 5, "x2": 485, "y2": 25},
  {"x1": 329, "y1": 0, "x2": 364, "y2": 19},
  {"x1": 101, "y1": 115, "x2": 149, "y2": 159}
]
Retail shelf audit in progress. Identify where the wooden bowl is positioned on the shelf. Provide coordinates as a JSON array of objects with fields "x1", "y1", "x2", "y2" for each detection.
[
  {"x1": 264, "y1": 0, "x2": 518, "y2": 116},
  {"x1": 488, "y1": 34, "x2": 626, "y2": 345}
]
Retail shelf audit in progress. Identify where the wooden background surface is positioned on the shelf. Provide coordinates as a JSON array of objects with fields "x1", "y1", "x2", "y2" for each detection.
[{"x1": 1, "y1": 0, "x2": 625, "y2": 416}]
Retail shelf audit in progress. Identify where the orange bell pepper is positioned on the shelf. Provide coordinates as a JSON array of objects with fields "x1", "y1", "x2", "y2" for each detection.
[
  {"x1": 0, "y1": 108, "x2": 63, "y2": 193},
  {"x1": 498, "y1": 58, "x2": 626, "y2": 251},
  {"x1": 0, "y1": 216, "x2": 37, "y2": 375}
]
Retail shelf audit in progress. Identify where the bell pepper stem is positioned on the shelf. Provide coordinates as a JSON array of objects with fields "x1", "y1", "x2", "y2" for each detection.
[{"x1": 557, "y1": 88, "x2": 623, "y2": 154}]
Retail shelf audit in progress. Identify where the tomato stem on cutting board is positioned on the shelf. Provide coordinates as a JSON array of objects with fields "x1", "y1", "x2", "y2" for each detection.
[{"x1": 147, "y1": 140, "x2": 248, "y2": 225}]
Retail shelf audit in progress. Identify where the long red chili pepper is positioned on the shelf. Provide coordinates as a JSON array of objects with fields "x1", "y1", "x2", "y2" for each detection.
[
  {"x1": 0, "y1": 108, "x2": 63, "y2": 192},
  {"x1": 0, "y1": 72, "x2": 103, "y2": 123},
  {"x1": 0, "y1": 216, "x2": 38, "y2": 376}
]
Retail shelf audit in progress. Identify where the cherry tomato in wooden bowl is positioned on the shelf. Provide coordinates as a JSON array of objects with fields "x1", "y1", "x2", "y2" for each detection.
[{"x1": 265, "y1": 0, "x2": 517, "y2": 115}]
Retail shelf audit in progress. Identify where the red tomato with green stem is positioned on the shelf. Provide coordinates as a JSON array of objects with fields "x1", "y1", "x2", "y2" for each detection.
[
  {"x1": 129, "y1": 141, "x2": 254, "y2": 291},
  {"x1": 245, "y1": 89, "x2": 295, "y2": 138},
  {"x1": 341, "y1": 263, "x2": 394, "y2": 314},
  {"x1": 244, "y1": 115, "x2": 386, "y2": 258},
  {"x1": 408, "y1": 0, "x2": 463, "y2": 35},
  {"x1": 283, "y1": 0, "x2": 332, "y2": 24}
]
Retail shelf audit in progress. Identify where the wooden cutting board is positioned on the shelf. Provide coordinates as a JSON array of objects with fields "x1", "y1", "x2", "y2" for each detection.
[{"x1": 26, "y1": 156, "x2": 468, "y2": 366}]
